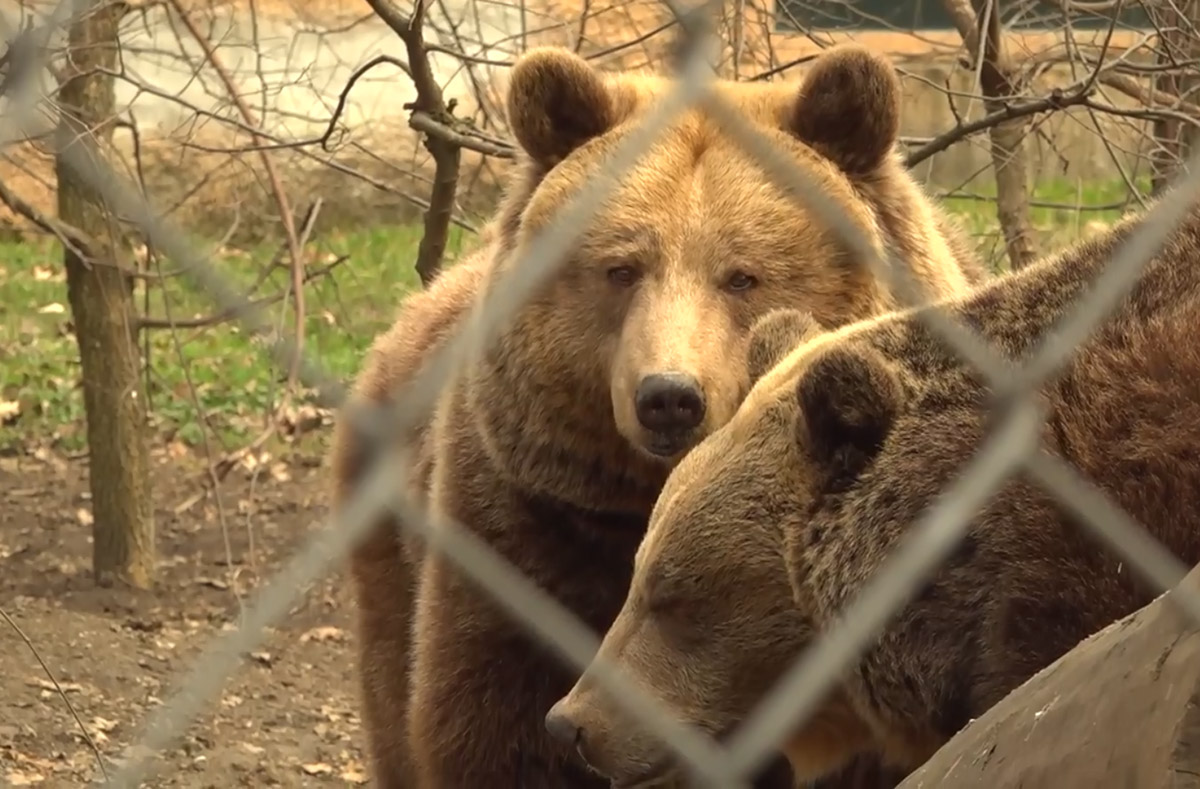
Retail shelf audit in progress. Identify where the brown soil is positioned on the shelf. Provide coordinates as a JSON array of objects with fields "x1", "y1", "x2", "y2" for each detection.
[{"x1": 0, "y1": 440, "x2": 371, "y2": 787}]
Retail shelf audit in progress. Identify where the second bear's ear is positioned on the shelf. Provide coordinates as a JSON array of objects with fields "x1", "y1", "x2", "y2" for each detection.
[
  {"x1": 506, "y1": 47, "x2": 617, "y2": 168},
  {"x1": 788, "y1": 44, "x2": 902, "y2": 175},
  {"x1": 795, "y1": 343, "x2": 903, "y2": 478},
  {"x1": 747, "y1": 309, "x2": 825, "y2": 385}
]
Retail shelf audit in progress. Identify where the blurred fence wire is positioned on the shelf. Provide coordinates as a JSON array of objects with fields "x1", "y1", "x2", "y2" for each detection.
[{"x1": 5, "y1": 0, "x2": 1200, "y2": 787}]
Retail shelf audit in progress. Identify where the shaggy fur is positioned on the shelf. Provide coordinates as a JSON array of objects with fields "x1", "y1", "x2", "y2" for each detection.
[
  {"x1": 330, "y1": 43, "x2": 985, "y2": 788},
  {"x1": 550, "y1": 193, "x2": 1200, "y2": 785}
]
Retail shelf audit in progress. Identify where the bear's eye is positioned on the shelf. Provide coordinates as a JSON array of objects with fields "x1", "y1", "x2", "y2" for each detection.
[
  {"x1": 643, "y1": 570, "x2": 687, "y2": 617},
  {"x1": 606, "y1": 265, "x2": 641, "y2": 288},
  {"x1": 646, "y1": 589, "x2": 686, "y2": 618},
  {"x1": 724, "y1": 271, "x2": 758, "y2": 292}
]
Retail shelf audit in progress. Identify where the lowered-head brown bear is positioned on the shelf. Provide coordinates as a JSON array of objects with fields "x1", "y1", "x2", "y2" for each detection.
[
  {"x1": 548, "y1": 192, "x2": 1200, "y2": 785},
  {"x1": 330, "y1": 41, "x2": 985, "y2": 788}
]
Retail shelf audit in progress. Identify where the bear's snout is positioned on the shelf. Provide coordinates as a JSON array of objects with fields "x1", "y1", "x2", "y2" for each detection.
[
  {"x1": 545, "y1": 693, "x2": 673, "y2": 787},
  {"x1": 635, "y1": 372, "x2": 706, "y2": 452},
  {"x1": 545, "y1": 697, "x2": 608, "y2": 774},
  {"x1": 544, "y1": 701, "x2": 582, "y2": 748}
]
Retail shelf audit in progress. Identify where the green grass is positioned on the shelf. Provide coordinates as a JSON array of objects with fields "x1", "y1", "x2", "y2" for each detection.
[
  {"x1": 0, "y1": 176, "x2": 1149, "y2": 454},
  {"x1": 943, "y1": 175, "x2": 1151, "y2": 270},
  {"x1": 0, "y1": 223, "x2": 471, "y2": 454}
]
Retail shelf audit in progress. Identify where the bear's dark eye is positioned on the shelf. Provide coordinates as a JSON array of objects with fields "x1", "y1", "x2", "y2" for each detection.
[
  {"x1": 607, "y1": 265, "x2": 641, "y2": 288},
  {"x1": 724, "y1": 271, "x2": 758, "y2": 292},
  {"x1": 642, "y1": 568, "x2": 679, "y2": 614},
  {"x1": 646, "y1": 589, "x2": 686, "y2": 619}
]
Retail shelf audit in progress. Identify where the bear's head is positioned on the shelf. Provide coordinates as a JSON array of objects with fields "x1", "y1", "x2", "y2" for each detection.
[
  {"x1": 467, "y1": 43, "x2": 969, "y2": 512},
  {"x1": 543, "y1": 309, "x2": 895, "y2": 786}
]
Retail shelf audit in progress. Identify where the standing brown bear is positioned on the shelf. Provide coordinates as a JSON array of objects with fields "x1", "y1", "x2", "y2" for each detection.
[
  {"x1": 549, "y1": 192, "x2": 1200, "y2": 785},
  {"x1": 330, "y1": 42, "x2": 985, "y2": 788}
]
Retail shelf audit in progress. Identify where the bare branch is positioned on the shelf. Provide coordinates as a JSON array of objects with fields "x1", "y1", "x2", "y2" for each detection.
[
  {"x1": 0, "y1": 607, "x2": 109, "y2": 781},
  {"x1": 166, "y1": 0, "x2": 310, "y2": 390},
  {"x1": 365, "y1": 0, "x2": 463, "y2": 286}
]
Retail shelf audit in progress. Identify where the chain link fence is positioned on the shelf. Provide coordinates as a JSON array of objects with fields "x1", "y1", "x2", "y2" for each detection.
[{"x1": 6, "y1": 0, "x2": 1200, "y2": 786}]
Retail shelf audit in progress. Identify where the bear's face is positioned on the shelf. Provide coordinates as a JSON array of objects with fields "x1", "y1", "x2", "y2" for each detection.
[
  {"x1": 544, "y1": 311, "x2": 880, "y2": 785},
  {"x1": 486, "y1": 44, "x2": 905, "y2": 467}
]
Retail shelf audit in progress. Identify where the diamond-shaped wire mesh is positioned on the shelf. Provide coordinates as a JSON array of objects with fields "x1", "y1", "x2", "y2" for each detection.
[{"x1": 8, "y1": 0, "x2": 1200, "y2": 786}]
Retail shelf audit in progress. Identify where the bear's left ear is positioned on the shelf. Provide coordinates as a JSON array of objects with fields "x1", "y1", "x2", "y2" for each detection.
[
  {"x1": 506, "y1": 47, "x2": 617, "y2": 168},
  {"x1": 788, "y1": 44, "x2": 902, "y2": 175},
  {"x1": 795, "y1": 343, "x2": 904, "y2": 478},
  {"x1": 747, "y1": 308, "x2": 825, "y2": 385}
]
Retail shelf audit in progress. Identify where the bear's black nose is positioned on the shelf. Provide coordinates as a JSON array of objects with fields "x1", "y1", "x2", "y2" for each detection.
[
  {"x1": 635, "y1": 372, "x2": 706, "y2": 434},
  {"x1": 544, "y1": 705, "x2": 582, "y2": 747}
]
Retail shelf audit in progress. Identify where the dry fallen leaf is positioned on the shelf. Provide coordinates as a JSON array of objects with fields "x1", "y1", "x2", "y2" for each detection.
[
  {"x1": 6, "y1": 770, "x2": 46, "y2": 785},
  {"x1": 84, "y1": 716, "x2": 118, "y2": 744},
  {"x1": 301, "y1": 762, "x2": 334, "y2": 776},
  {"x1": 27, "y1": 678, "x2": 82, "y2": 694},
  {"x1": 279, "y1": 405, "x2": 326, "y2": 437},
  {"x1": 0, "y1": 399, "x2": 20, "y2": 425},
  {"x1": 75, "y1": 508, "x2": 94, "y2": 527},
  {"x1": 270, "y1": 462, "x2": 292, "y2": 483},
  {"x1": 30, "y1": 447, "x2": 67, "y2": 473},
  {"x1": 300, "y1": 626, "x2": 346, "y2": 644},
  {"x1": 37, "y1": 302, "x2": 65, "y2": 315},
  {"x1": 340, "y1": 765, "x2": 368, "y2": 784}
]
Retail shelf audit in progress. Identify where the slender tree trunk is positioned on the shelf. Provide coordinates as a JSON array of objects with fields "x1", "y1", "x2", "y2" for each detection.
[
  {"x1": 1150, "y1": 0, "x2": 1200, "y2": 195},
  {"x1": 972, "y1": 0, "x2": 1037, "y2": 270},
  {"x1": 56, "y1": 0, "x2": 154, "y2": 589}
]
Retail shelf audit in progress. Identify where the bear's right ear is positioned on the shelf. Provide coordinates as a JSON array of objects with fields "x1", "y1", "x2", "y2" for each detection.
[
  {"x1": 747, "y1": 309, "x2": 824, "y2": 385},
  {"x1": 795, "y1": 343, "x2": 904, "y2": 481},
  {"x1": 788, "y1": 44, "x2": 902, "y2": 175},
  {"x1": 506, "y1": 47, "x2": 616, "y2": 168}
]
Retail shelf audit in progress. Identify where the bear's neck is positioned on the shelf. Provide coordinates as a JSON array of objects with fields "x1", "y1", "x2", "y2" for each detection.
[{"x1": 464, "y1": 352, "x2": 670, "y2": 516}]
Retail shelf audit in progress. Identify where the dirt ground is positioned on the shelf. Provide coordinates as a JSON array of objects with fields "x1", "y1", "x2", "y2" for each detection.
[{"x1": 0, "y1": 439, "x2": 371, "y2": 787}]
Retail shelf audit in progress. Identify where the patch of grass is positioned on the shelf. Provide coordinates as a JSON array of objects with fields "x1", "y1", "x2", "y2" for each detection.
[
  {"x1": 0, "y1": 176, "x2": 1152, "y2": 454},
  {"x1": 0, "y1": 222, "x2": 473, "y2": 454},
  {"x1": 942, "y1": 175, "x2": 1150, "y2": 271}
]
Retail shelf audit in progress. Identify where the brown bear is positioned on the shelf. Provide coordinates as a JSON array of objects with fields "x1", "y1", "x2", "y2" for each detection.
[
  {"x1": 330, "y1": 41, "x2": 986, "y2": 788},
  {"x1": 547, "y1": 191, "x2": 1200, "y2": 786}
]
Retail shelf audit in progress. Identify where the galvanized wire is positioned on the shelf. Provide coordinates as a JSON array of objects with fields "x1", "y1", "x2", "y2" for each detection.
[{"x1": 8, "y1": 1, "x2": 1200, "y2": 787}]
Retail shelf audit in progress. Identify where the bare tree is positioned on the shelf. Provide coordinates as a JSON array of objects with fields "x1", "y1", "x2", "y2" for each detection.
[{"x1": 56, "y1": 0, "x2": 154, "y2": 589}]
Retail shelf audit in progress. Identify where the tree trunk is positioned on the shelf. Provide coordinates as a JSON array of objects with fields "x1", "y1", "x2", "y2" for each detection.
[
  {"x1": 56, "y1": 0, "x2": 154, "y2": 589},
  {"x1": 971, "y1": 0, "x2": 1037, "y2": 271},
  {"x1": 1150, "y1": 0, "x2": 1200, "y2": 195},
  {"x1": 897, "y1": 565, "x2": 1200, "y2": 788}
]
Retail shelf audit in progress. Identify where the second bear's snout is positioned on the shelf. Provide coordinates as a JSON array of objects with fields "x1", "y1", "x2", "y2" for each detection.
[{"x1": 544, "y1": 702, "x2": 582, "y2": 748}]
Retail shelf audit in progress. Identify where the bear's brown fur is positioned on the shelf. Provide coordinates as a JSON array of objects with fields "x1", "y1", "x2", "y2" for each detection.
[
  {"x1": 551, "y1": 191, "x2": 1200, "y2": 785},
  {"x1": 331, "y1": 42, "x2": 985, "y2": 788}
]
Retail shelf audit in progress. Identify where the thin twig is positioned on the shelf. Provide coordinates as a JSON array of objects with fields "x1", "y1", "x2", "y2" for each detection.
[
  {"x1": 166, "y1": 0, "x2": 309, "y2": 391},
  {"x1": 137, "y1": 254, "x2": 348, "y2": 330},
  {"x1": 0, "y1": 606, "x2": 109, "y2": 783},
  {"x1": 0, "y1": 176, "x2": 95, "y2": 259}
]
